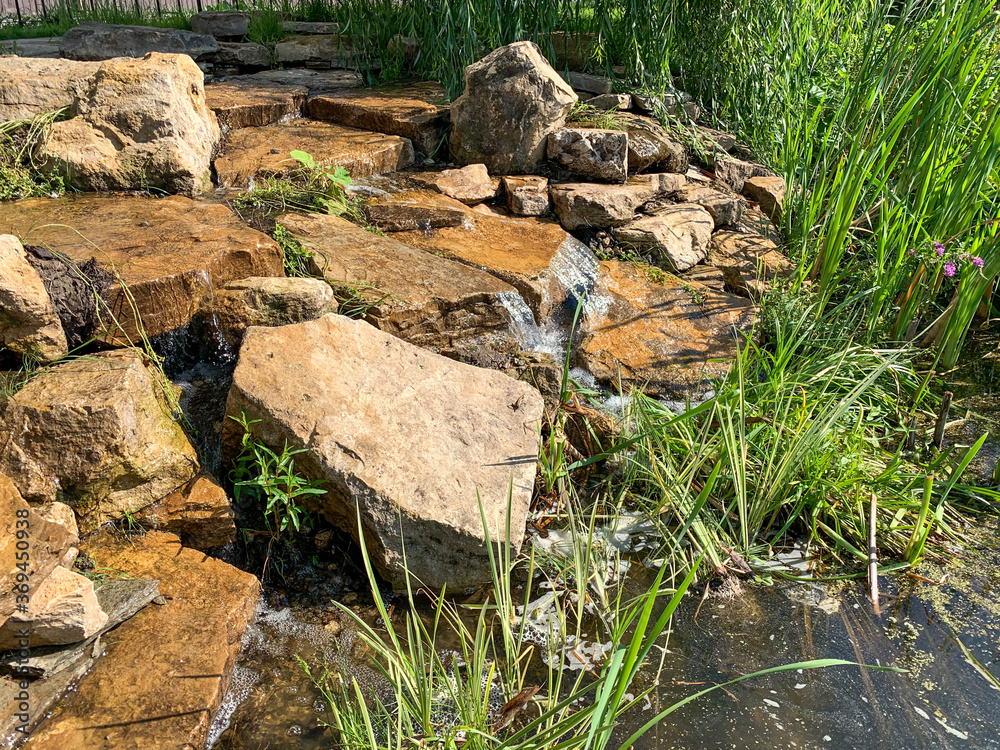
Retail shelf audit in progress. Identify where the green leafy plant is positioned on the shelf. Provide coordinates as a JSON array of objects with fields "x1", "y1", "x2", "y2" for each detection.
[
  {"x1": 229, "y1": 411, "x2": 325, "y2": 539},
  {"x1": 272, "y1": 223, "x2": 315, "y2": 278},
  {"x1": 289, "y1": 149, "x2": 353, "y2": 214}
]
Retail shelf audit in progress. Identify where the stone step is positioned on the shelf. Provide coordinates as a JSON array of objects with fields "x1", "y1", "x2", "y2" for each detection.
[
  {"x1": 206, "y1": 79, "x2": 308, "y2": 130},
  {"x1": 246, "y1": 68, "x2": 363, "y2": 93},
  {"x1": 0, "y1": 196, "x2": 283, "y2": 343},
  {"x1": 22, "y1": 530, "x2": 259, "y2": 750},
  {"x1": 578, "y1": 260, "x2": 755, "y2": 398},
  {"x1": 276, "y1": 211, "x2": 520, "y2": 350},
  {"x1": 214, "y1": 119, "x2": 414, "y2": 188},
  {"x1": 304, "y1": 81, "x2": 449, "y2": 154}
]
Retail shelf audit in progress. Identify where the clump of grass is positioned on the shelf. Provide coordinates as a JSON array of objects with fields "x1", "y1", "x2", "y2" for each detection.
[
  {"x1": 246, "y1": 7, "x2": 286, "y2": 48},
  {"x1": 272, "y1": 223, "x2": 315, "y2": 278},
  {"x1": 0, "y1": 111, "x2": 67, "y2": 201}
]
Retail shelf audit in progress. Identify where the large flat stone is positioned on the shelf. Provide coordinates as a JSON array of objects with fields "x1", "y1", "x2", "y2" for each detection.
[
  {"x1": 60, "y1": 22, "x2": 218, "y2": 61},
  {"x1": 0, "y1": 350, "x2": 200, "y2": 532},
  {"x1": 0, "y1": 57, "x2": 100, "y2": 121},
  {"x1": 223, "y1": 314, "x2": 544, "y2": 590},
  {"x1": 549, "y1": 180, "x2": 658, "y2": 230},
  {"x1": 305, "y1": 81, "x2": 449, "y2": 154},
  {"x1": 23, "y1": 531, "x2": 260, "y2": 750},
  {"x1": 214, "y1": 119, "x2": 414, "y2": 188},
  {"x1": 274, "y1": 34, "x2": 358, "y2": 68},
  {"x1": 277, "y1": 211, "x2": 519, "y2": 348},
  {"x1": 0, "y1": 195, "x2": 283, "y2": 343},
  {"x1": 387, "y1": 190, "x2": 599, "y2": 320},
  {"x1": 246, "y1": 68, "x2": 363, "y2": 92},
  {"x1": 578, "y1": 260, "x2": 755, "y2": 397},
  {"x1": 206, "y1": 79, "x2": 307, "y2": 130}
]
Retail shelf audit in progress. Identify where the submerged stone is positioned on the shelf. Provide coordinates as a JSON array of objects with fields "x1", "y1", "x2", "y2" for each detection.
[
  {"x1": 578, "y1": 260, "x2": 755, "y2": 397},
  {"x1": 214, "y1": 119, "x2": 413, "y2": 188},
  {"x1": 223, "y1": 314, "x2": 544, "y2": 590},
  {"x1": 0, "y1": 195, "x2": 283, "y2": 342},
  {"x1": 277, "y1": 211, "x2": 519, "y2": 349}
]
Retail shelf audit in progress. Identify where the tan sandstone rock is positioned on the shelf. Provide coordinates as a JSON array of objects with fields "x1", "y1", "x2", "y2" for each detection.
[
  {"x1": 418, "y1": 163, "x2": 499, "y2": 204},
  {"x1": 23, "y1": 530, "x2": 259, "y2": 750},
  {"x1": 206, "y1": 79, "x2": 307, "y2": 130},
  {"x1": 305, "y1": 81, "x2": 449, "y2": 154},
  {"x1": 0, "y1": 57, "x2": 100, "y2": 121},
  {"x1": 547, "y1": 127, "x2": 629, "y2": 182},
  {"x1": 214, "y1": 119, "x2": 414, "y2": 188},
  {"x1": 742, "y1": 174, "x2": 787, "y2": 224},
  {"x1": 549, "y1": 180, "x2": 657, "y2": 230},
  {"x1": 450, "y1": 41, "x2": 578, "y2": 174},
  {"x1": 0, "y1": 234, "x2": 68, "y2": 364},
  {"x1": 673, "y1": 184, "x2": 744, "y2": 228},
  {"x1": 0, "y1": 349, "x2": 200, "y2": 532},
  {"x1": 707, "y1": 229, "x2": 794, "y2": 299},
  {"x1": 133, "y1": 473, "x2": 237, "y2": 550},
  {"x1": 223, "y1": 314, "x2": 544, "y2": 590},
  {"x1": 502, "y1": 175, "x2": 550, "y2": 216},
  {"x1": 0, "y1": 566, "x2": 107, "y2": 649},
  {"x1": 35, "y1": 52, "x2": 220, "y2": 196},
  {"x1": 615, "y1": 204, "x2": 715, "y2": 272},
  {"x1": 0, "y1": 195, "x2": 283, "y2": 343},
  {"x1": 579, "y1": 261, "x2": 755, "y2": 397},
  {"x1": 277, "y1": 211, "x2": 518, "y2": 349},
  {"x1": 213, "y1": 275, "x2": 337, "y2": 347}
]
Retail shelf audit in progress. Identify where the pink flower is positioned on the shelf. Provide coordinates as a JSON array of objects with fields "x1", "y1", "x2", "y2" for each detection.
[
  {"x1": 943, "y1": 262, "x2": 957, "y2": 277},
  {"x1": 934, "y1": 242, "x2": 946, "y2": 257},
  {"x1": 972, "y1": 256, "x2": 985, "y2": 269}
]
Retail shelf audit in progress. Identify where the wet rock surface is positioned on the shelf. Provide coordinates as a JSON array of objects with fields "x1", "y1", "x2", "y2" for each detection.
[
  {"x1": 578, "y1": 260, "x2": 755, "y2": 397},
  {"x1": 278, "y1": 211, "x2": 518, "y2": 348},
  {"x1": 133, "y1": 473, "x2": 237, "y2": 551},
  {"x1": 0, "y1": 195, "x2": 283, "y2": 342},
  {"x1": 223, "y1": 314, "x2": 544, "y2": 590},
  {"x1": 0, "y1": 349, "x2": 200, "y2": 532},
  {"x1": 206, "y1": 79, "x2": 308, "y2": 130},
  {"x1": 22, "y1": 530, "x2": 259, "y2": 750},
  {"x1": 214, "y1": 119, "x2": 414, "y2": 188}
]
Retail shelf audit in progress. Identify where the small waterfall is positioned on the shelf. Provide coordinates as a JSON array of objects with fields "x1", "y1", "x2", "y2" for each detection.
[
  {"x1": 550, "y1": 236, "x2": 600, "y2": 312},
  {"x1": 497, "y1": 291, "x2": 542, "y2": 351}
]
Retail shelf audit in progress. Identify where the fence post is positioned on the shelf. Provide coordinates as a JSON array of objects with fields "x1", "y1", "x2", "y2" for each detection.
[{"x1": 14, "y1": 0, "x2": 23, "y2": 26}]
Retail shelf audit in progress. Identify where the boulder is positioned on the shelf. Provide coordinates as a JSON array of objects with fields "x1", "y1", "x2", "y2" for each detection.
[
  {"x1": 0, "y1": 57, "x2": 100, "y2": 121},
  {"x1": 707, "y1": 229, "x2": 794, "y2": 299},
  {"x1": 133, "y1": 473, "x2": 237, "y2": 550},
  {"x1": 213, "y1": 275, "x2": 337, "y2": 347},
  {"x1": 214, "y1": 119, "x2": 413, "y2": 188},
  {"x1": 712, "y1": 156, "x2": 772, "y2": 193},
  {"x1": 0, "y1": 234, "x2": 68, "y2": 364},
  {"x1": 0, "y1": 195, "x2": 283, "y2": 343},
  {"x1": 387, "y1": 190, "x2": 600, "y2": 320},
  {"x1": 278, "y1": 211, "x2": 519, "y2": 348},
  {"x1": 615, "y1": 204, "x2": 714, "y2": 272},
  {"x1": 60, "y1": 22, "x2": 219, "y2": 61},
  {"x1": 672, "y1": 184, "x2": 743, "y2": 228},
  {"x1": 223, "y1": 314, "x2": 544, "y2": 590},
  {"x1": 502, "y1": 175, "x2": 550, "y2": 216},
  {"x1": 419, "y1": 163, "x2": 498, "y2": 204},
  {"x1": 212, "y1": 42, "x2": 271, "y2": 69},
  {"x1": 743, "y1": 174, "x2": 787, "y2": 224},
  {"x1": 22, "y1": 530, "x2": 259, "y2": 750},
  {"x1": 35, "y1": 52, "x2": 220, "y2": 196},
  {"x1": 0, "y1": 566, "x2": 107, "y2": 649},
  {"x1": 578, "y1": 261, "x2": 755, "y2": 397},
  {"x1": 549, "y1": 180, "x2": 658, "y2": 230},
  {"x1": 0, "y1": 349, "x2": 200, "y2": 532},
  {"x1": 450, "y1": 41, "x2": 577, "y2": 174},
  {"x1": 189, "y1": 11, "x2": 250, "y2": 39},
  {"x1": 206, "y1": 79, "x2": 307, "y2": 130},
  {"x1": 585, "y1": 93, "x2": 632, "y2": 111},
  {"x1": 547, "y1": 127, "x2": 628, "y2": 182},
  {"x1": 0, "y1": 474, "x2": 79, "y2": 628},
  {"x1": 616, "y1": 112, "x2": 688, "y2": 174},
  {"x1": 304, "y1": 81, "x2": 449, "y2": 154}
]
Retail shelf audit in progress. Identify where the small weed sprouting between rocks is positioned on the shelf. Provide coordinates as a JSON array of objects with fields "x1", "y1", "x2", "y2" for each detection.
[
  {"x1": 229, "y1": 411, "x2": 325, "y2": 541},
  {"x1": 0, "y1": 111, "x2": 67, "y2": 201},
  {"x1": 272, "y1": 223, "x2": 315, "y2": 278}
]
